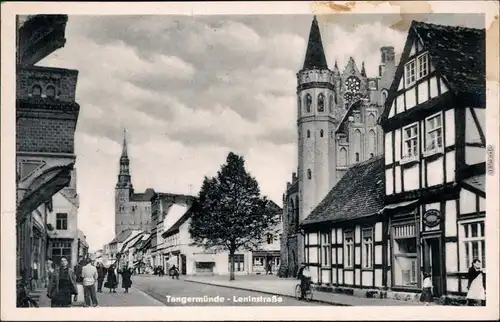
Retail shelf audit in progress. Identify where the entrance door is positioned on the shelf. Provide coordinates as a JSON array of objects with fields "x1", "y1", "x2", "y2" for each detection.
[
  {"x1": 423, "y1": 237, "x2": 443, "y2": 296},
  {"x1": 181, "y1": 254, "x2": 187, "y2": 275}
]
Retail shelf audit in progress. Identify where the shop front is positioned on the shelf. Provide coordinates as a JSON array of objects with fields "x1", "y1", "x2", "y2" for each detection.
[{"x1": 251, "y1": 250, "x2": 281, "y2": 274}]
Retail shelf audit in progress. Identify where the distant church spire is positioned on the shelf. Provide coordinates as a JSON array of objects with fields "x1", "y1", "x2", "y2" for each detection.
[
  {"x1": 121, "y1": 128, "x2": 128, "y2": 158},
  {"x1": 116, "y1": 128, "x2": 133, "y2": 189},
  {"x1": 361, "y1": 61, "x2": 367, "y2": 77},
  {"x1": 303, "y1": 15, "x2": 328, "y2": 70}
]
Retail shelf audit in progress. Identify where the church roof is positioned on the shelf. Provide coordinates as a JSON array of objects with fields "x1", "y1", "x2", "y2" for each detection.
[
  {"x1": 130, "y1": 188, "x2": 156, "y2": 202},
  {"x1": 301, "y1": 155, "x2": 385, "y2": 226},
  {"x1": 109, "y1": 229, "x2": 133, "y2": 244},
  {"x1": 302, "y1": 16, "x2": 328, "y2": 70}
]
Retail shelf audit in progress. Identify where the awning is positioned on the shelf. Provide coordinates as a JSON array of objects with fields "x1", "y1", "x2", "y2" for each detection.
[
  {"x1": 379, "y1": 199, "x2": 419, "y2": 214},
  {"x1": 252, "y1": 250, "x2": 281, "y2": 257},
  {"x1": 192, "y1": 253, "x2": 216, "y2": 262},
  {"x1": 17, "y1": 164, "x2": 73, "y2": 220}
]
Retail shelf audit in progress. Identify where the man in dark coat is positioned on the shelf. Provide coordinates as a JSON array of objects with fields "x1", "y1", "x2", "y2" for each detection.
[{"x1": 96, "y1": 262, "x2": 106, "y2": 293}]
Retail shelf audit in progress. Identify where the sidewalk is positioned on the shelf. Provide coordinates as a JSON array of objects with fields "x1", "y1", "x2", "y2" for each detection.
[
  {"x1": 30, "y1": 286, "x2": 163, "y2": 307},
  {"x1": 184, "y1": 275, "x2": 433, "y2": 306}
]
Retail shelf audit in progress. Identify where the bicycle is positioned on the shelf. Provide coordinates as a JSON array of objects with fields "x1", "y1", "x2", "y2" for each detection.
[{"x1": 295, "y1": 282, "x2": 313, "y2": 301}]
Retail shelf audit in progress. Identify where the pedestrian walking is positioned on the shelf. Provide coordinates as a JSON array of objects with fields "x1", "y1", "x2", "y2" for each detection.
[
  {"x1": 466, "y1": 259, "x2": 486, "y2": 306},
  {"x1": 47, "y1": 257, "x2": 78, "y2": 307},
  {"x1": 119, "y1": 266, "x2": 133, "y2": 293},
  {"x1": 31, "y1": 259, "x2": 39, "y2": 289},
  {"x1": 82, "y1": 258, "x2": 99, "y2": 307},
  {"x1": 96, "y1": 263, "x2": 106, "y2": 293},
  {"x1": 420, "y1": 272, "x2": 433, "y2": 305},
  {"x1": 105, "y1": 264, "x2": 118, "y2": 293}
]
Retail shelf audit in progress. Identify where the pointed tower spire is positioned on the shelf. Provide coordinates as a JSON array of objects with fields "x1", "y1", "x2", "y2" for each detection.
[
  {"x1": 361, "y1": 61, "x2": 367, "y2": 77},
  {"x1": 121, "y1": 128, "x2": 128, "y2": 158},
  {"x1": 303, "y1": 15, "x2": 328, "y2": 70},
  {"x1": 116, "y1": 128, "x2": 132, "y2": 189}
]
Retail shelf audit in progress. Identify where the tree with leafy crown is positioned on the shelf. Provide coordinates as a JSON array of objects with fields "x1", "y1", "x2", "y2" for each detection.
[{"x1": 189, "y1": 152, "x2": 280, "y2": 281}]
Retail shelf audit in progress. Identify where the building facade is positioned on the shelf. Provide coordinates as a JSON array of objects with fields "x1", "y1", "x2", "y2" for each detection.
[
  {"x1": 281, "y1": 16, "x2": 396, "y2": 277},
  {"x1": 16, "y1": 15, "x2": 81, "y2": 286},
  {"x1": 301, "y1": 20, "x2": 486, "y2": 302}
]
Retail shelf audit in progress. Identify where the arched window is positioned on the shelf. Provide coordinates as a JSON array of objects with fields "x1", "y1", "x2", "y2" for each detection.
[
  {"x1": 329, "y1": 94, "x2": 334, "y2": 113},
  {"x1": 339, "y1": 148, "x2": 347, "y2": 167},
  {"x1": 367, "y1": 113, "x2": 376, "y2": 127},
  {"x1": 317, "y1": 93, "x2": 325, "y2": 112},
  {"x1": 32, "y1": 85, "x2": 42, "y2": 97},
  {"x1": 307, "y1": 169, "x2": 312, "y2": 180},
  {"x1": 354, "y1": 130, "x2": 362, "y2": 162},
  {"x1": 305, "y1": 94, "x2": 312, "y2": 113},
  {"x1": 307, "y1": 130, "x2": 310, "y2": 138},
  {"x1": 368, "y1": 130, "x2": 376, "y2": 155},
  {"x1": 320, "y1": 129, "x2": 324, "y2": 137},
  {"x1": 381, "y1": 90, "x2": 388, "y2": 107},
  {"x1": 46, "y1": 86, "x2": 56, "y2": 98}
]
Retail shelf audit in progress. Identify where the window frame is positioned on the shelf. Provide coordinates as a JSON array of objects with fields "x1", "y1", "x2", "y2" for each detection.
[
  {"x1": 56, "y1": 213, "x2": 68, "y2": 230},
  {"x1": 401, "y1": 122, "x2": 419, "y2": 164},
  {"x1": 321, "y1": 232, "x2": 331, "y2": 267},
  {"x1": 307, "y1": 169, "x2": 312, "y2": 180},
  {"x1": 392, "y1": 223, "x2": 419, "y2": 287},
  {"x1": 405, "y1": 52, "x2": 429, "y2": 88},
  {"x1": 417, "y1": 52, "x2": 429, "y2": 79},
  {"x1": 460, "y1": 219, "x2": 486, "y2": 271},
  {"x1": 344, "y1": 231, "x2": 354, "y2": 269},
  {"x1": 362, "y1": 228, "x2": 374, "y2": 269},
  {"x1": 305, "y1": 94, "x2": 312, "y2": 113},
  {"x1": 317, "y1": 93, "x2": 325, "y2": 112},
  {"x1": 404, "y1": 59, "x2": 416, "y2": 87},
  {"x1": 424, "y1": 112, "x2": 444, "y2": 156}
]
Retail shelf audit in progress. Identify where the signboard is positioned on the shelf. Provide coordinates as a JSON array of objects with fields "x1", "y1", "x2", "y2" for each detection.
[
  {"x1": 17, "y1": 15, "x2": 68, "y2": 66},
  {"x1": 423, "y1": 209, "x2": 442, "y2": 228}
]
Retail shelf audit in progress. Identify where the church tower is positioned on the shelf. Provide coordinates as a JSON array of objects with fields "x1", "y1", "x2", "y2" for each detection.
[
  {"x1": 115, "y1": 129, "x2": 133, "y2": 236},
  {"x1": 297, "y1": 16, "x2": 338, "y2": 225}
]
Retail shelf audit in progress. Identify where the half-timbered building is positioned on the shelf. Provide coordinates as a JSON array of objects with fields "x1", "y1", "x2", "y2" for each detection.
[
  {"x1": 380, "y1": 21, "x2": 486, "y2": 298},
  {"x1": 301, "y1": 156, "x2": 385, "y2": 288}
]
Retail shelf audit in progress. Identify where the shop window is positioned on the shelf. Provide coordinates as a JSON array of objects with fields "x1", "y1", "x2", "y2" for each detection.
[
  {"x1": 344, "y1": 231, "x2": 354, "y2": 268},
  {"x1": 253, "y1": 257, "x2": 264, "y2": 266},
  {"x1": 392, "y1": 223, "x2": 418, "y2": 287},
  {"x1": 229, "y1": 254, "x2": 245, "y2": 272},
  {"x1": 51, "y1": 241, "x2": 72, "y2": 265},
  {"x1": 460, "y1": 220, "x2": 485, "y2": 269},
  {"x1": 321, "y1": 232, "x2": 331, "y2": 266},
  {"x1": 56, "y1": 213, "x2": 68, "y2": 230},
  {"x1": 362, "y1": 228, "x2": 373, "y2": 269}
]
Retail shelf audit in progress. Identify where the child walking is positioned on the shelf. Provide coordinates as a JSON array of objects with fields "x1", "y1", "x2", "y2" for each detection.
[{"x1": 420, "y1": 272, "x2": 433, "y2": 305}]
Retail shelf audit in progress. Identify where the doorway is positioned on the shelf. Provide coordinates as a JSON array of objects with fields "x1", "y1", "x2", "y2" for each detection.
[{"x1": 423, "y1": 237, "x2": 443, "y2": 297}]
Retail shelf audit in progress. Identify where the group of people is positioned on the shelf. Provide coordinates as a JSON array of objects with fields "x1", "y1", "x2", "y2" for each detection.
[
  {"x1": 153, "y1": 265, "x2": 180, "y2": 279},
  {"x1": 45, "y1": 256, "x2": 135, "y2": 308}
]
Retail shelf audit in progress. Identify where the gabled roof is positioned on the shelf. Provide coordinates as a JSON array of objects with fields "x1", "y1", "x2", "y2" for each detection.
[
  {"x1": 302, "y1": 16, "x2": 328, "y2": 70},
  {"x1": 382, "y1": 21, "x2": 486, "y2": 121},
  {"x1": 162, "y1": 205, "x2": 194, "y2": 237},
  {"x1": 302, "y1": 156, "x2": 385, "y2": 226}
]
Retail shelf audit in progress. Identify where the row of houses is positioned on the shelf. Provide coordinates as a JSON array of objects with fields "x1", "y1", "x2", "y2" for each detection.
[
  {"x1": 94, "y1": 192, "x2": 283, "y2": 276},
  {"x1": 291, "y1": 20, "x2": 486, "y2": 301},
  {"x1": 15, "y1": 15, "x2": 88, "y2": 289}
]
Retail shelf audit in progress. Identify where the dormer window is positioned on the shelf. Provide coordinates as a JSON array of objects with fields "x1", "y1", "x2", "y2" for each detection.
[{"x1": 405, "y1": 52, "x2": 429, "y2": 87}]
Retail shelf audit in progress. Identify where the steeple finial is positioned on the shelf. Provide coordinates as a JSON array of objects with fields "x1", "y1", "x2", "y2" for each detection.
[
  {"x1": 302, "y1": 16, "x2": 328, "y2": 70},
  {"x1": 121, "y1": 128, "x2": 128, "y2": 158},
  {"x1": 361, "y1": 61, "x2": 367, "y2": 77}
]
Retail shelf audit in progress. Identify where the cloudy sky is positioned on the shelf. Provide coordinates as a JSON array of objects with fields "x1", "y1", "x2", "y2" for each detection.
[{"x1": 37, "y1": 13, "x2": 484, "y2": 251}]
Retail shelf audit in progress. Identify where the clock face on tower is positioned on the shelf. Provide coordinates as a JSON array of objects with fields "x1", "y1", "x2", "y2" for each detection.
[{"x1": 345, "y1": 76, "x2": 361, "y2": 92}]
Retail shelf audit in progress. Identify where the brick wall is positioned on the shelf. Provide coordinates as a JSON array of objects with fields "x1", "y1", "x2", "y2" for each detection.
[
  {"x1": 16, "y1": 117, "x2": 77, "y2": 153},
  {"x1": 17, "y1": 67, "x2": 78, "y2": 102}
]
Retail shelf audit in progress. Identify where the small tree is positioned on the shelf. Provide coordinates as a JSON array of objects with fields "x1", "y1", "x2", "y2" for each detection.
[{"x1": 189, "y1": 152, "x2": 280, "y2": 280}]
